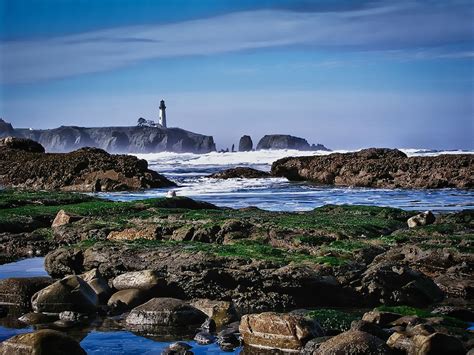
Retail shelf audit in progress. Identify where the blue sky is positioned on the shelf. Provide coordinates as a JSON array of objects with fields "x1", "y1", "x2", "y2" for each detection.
[{"x1": 0, "y1": 0, "x2": 473, "y2": 150}]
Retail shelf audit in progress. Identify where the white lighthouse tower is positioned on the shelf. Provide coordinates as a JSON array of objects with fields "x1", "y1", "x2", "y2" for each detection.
[{"x1": 158, "y1": 99, "x2": 167, "y2": 128}]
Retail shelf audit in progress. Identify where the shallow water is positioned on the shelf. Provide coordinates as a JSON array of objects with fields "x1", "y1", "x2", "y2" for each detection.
[
  {"x1": 98, "y1": 149, "x2": 474, "y2": 212},
  {"x1": 0, "y1": 258, "x2": 241, "y2": 354}
]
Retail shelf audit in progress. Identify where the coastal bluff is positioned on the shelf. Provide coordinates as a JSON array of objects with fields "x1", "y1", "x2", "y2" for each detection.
[
  {"x1": 272, "y1": 148, "x2": 473, "y2": 189},
  {"x1": 0, "y1": 119, "x2": 216, "y2": 154}
]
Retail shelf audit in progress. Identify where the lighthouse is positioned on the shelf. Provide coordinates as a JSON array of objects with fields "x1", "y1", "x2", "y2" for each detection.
[{"x1": 158, "y1": 99, "x2": 167, "y2": 128}]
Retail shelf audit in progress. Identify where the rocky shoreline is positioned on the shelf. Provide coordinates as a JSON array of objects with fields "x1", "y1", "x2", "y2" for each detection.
[
  {"x1": 0, "y1": 190, "x2": 472, "y2": 353},
  {"x1": 271, "y1": 148, "x2": 474, "y2": 189},
  {"x1": 0, "y1": 137, "x2": 175, "y2": 192}
]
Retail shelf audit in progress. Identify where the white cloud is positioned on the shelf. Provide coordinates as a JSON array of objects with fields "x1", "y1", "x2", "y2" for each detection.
[{"x1": 1, "y1": 2, "x2": 472, "y2": 83}]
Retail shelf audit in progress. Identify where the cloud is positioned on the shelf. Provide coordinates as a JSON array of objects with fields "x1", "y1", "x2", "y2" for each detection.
[{"x1": 1, "y1": 1, "x2": 473, "y2": 83}]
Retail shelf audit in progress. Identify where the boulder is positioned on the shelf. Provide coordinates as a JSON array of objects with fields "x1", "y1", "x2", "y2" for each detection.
[
  {"x1": 191, "y1": 299, "x2": 237, "y2": 327},
  {"x1": 52, "y1": 210, "x2": 82, "y2": 228},
  {"x1": 107, "y1": 289, "x2": 151, "y2": 311},
  {"x1": 0, "y1": 277, "x2": 53, "y2": 308},
  {"x1": 238, "y1": 135, "x2": 253, "y2": 152},
  {"x1": 0, "y1": 139, "x2": 176, "y2": 191},
  {"x1": 107, "y1": 227, "x2": 159, "y2": 241},
  {"x1": 0, "y1": 136, "x2": 45, "y2": 153},
  {"x1": 239, "y1": 312, "x2": 323, "y2": 351},
  {"x1": 272, "y1": 148, "x2": 473, "y2": 189},
  {"x1": 125, "y1": 297, "x2": 207, "y2": 327},
  {"x1": 209, "y1": 167, "x2": 271, "y2": 179},
  {"x1": 316, "y1": 330, "x2": 391, "y2": 354},
  {"x1": 112, "y1": 270, "x2": 164, "y2": 290},
  {"x1": 31, "y1": 275, "x2": 98, "y2": 314},
  {"x1": 412, "y1": 333, "x2": 465, "y2": 355},
  {"x1": 408, "y1": 211, "x2": 436, "y2": 228},
  {"x1": 387, "y1": 332, "x2": 465, "y2": 355},
  {"x1": 359, "y1": 262, "x2": 444, "y2": 306},
  {"x1": 0, "y1": 329, "x2": 86, "y2": 355}
]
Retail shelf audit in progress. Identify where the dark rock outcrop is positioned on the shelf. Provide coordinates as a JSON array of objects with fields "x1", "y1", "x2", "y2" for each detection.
[
  {"x1": 0, "y1": 277, "x2": 53, "y2": 309},
  {"x1": 0, "y1": 120, "x2": 216, "y2": 153},
  {"x1": 239, "y1": 135, "x2": 253, "y2": 152},
  {"x1": 256, "y1": 134, "x2": 329, "y2": 151},
  {"x1": 45, "y1": 245, "x2": 358, "y2": 313},
  {"x1": 0, "y1": 137, "x2": 176, "y2": 191},
  {"x1": 209, "y1": 167, "x2": 271, "y2": 179},
  {"x1": 272, "y1": 148, "x2": 473, "y2": 189}
]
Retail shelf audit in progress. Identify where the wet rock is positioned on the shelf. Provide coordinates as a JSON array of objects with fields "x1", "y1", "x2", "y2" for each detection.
[
  {"x1": 0, "y1": 277, "x2": 53, "y2": 309},
  {"x1": 190, "y1": 299, "x2": 237, "y2": 327},
  {"x1": 161, "y1": 341, "x2": 193, "y2": 355},
  {"x1": 238, "y1": 135, "x2": 253, "y2": 152},
  {"x1": 18, "y1": 312, "x2": 58, "y2": 325},
  {"x1": 408, "y1": 211, "x2": 436, "y2": 228},
  {"x1": 239, "y1": 312, "x2": 323, "y2": 351},
  {"x1": 209, "y1": 167, "x2": 270, "y2": 179},
  {"x1": 0, "y1": 329, "x2": 86, "y2": 355},
  {"x1": 112, "y1": 270, "x2": 164, "y2": 290},
  {"x1": 359, "y1": 262, "x2": 444, "y2": 306},
  {"x1": 107, "y1": 226, "x2": 159, "y2": 241},
  {"x1": 0, "y1": 136, "x2": 45, "y2": 153},
  {"x1": 316, "y1": 330, "x2": 391, "y2": 354},
  {"x1": 31, "y1": 275, "x2": 98, "y2": 314},
  {"x1": 107, "y1": 289, "x2": 151, "y2": 312},
  {"x1": 126, "y1": 297, "x2": 207, "y2": 327},
  {"x1": 0, "y1": 139, "x2": 176, "y2": 191},
  {"x1": 52, "y1": 210, "x2": 82, "y2": 228},
  {"x1": 272, "y1": 148, "x2": 473, "y2": 189},
  {"x1": 362, "y1": 310, "x2": 402, "y2": 326},
  {"x1": 350, "y1": 320, "x2": 390, "y2": 341},
  {"x1": 194, "y1": 331, "x2": 215, "y2": 345}
]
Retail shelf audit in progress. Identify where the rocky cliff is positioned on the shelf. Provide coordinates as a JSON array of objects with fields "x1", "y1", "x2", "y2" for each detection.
[
  {"x1": 256, "y1": 135, "x2": 329, "y2": 151},
  {"x1": 0, "y1": 119, "x2": 216, "y2": 154},
  {"x1": 0, "y1": 137, "x2": 175, "y2": 191},
  {"x1": 272, "y1": 148, "x2": 473, "y2": 189}
]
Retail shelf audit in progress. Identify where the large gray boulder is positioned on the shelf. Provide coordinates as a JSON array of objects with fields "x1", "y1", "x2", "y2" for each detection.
[
  {"x1": 31, "y1": 275, "x2": 98, "y2": 314},
  {"x1": 126, "y1": 297, "x2": 207, "y2": 327},
  {"x1": 316, "y1": 330, "x2": 391, "y2": 354}
]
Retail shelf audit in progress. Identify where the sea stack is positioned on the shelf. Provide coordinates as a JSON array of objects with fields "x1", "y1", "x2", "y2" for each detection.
[{"x1": 239, "y1": 135, "x2": 253, "y2": 152}]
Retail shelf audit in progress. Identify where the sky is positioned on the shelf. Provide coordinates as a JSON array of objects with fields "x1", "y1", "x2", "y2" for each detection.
[{"x1": 0, "y1": 0, "x2": 473, "y2": 150}]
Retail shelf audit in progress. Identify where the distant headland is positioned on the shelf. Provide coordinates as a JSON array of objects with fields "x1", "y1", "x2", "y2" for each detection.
[{"x1": 0, "y1": 99, "x2": 329, "y2": 154}]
